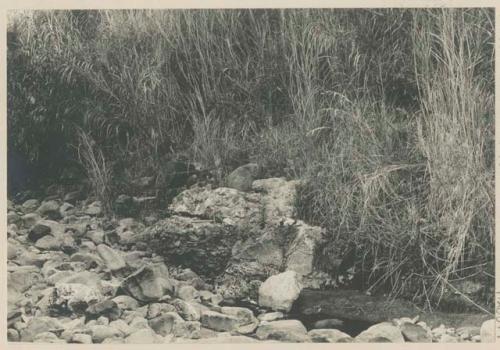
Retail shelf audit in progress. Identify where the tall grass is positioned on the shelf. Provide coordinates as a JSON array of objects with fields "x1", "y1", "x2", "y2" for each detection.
[{"x1": 7, "y1": 9, "x2": 494, "y2": 309}]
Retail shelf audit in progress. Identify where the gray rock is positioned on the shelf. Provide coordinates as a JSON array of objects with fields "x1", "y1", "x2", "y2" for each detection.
[
  {"x1": 173, "y1": 321, "x2": 201, "y2": 339},
  {"x1": 58, "y1": 271, "x2": 103, "y2": 290},
  {"x1": 112, "y1": 295, "x2": 139, "y2": 311},
  {"x1": 125, "y1": 328, "x2": 164, "y2": 343},
  {"x1": 35, "y1": 235, "x2": 61, "y2": 250},
  {"x1": 22, "y1": 213, "x2": 42, "y2": 228},
  {"x1": 200, "y1": 310, "x2": 240, "y2": 332},
  {"x1": 90, "y1": 325, "x2": 122, "y2": 343},
  {"x1": 480, "y1": 319, "x2": 495, "y2": 343},
  {"x1": 172, "y1": 299, "x2": 200, "y2": 321},
  {"x1": 400, "y1": 322, "x2": 432, "y2": 342},
  {"x1": 149, "y1": 312, "x2": 184, "y2": 336},
  {"x1": 256, "y1": 319, "x2": 309, "y2": 342},
  {"x1": 308, "y1": 329, "x2": 353, "y2": 342},
  {"x1": 109, "y1": 319, "x2": 133, "y2": 337},
  {"x1": 147, "y1": 302, "x2": 176, "y2": 319},
  {"x1": 226, "y1": 163, "x2": 260, "y2": 192},
  {"x1": 37, "y1": 200, "x2": 61, "y2": 220},
  {"x1": 8, "y1": 212, "x2": 21, "y2": 225},
  {"x1": 29, "y1": 222, "x2": 52, "y2": 241},
  {"x1": 96, "y1": 244, "x2": 127, "y2": 271},
  {"x1": 7, "y1": 328, "x2": 20, "y2": 342},
  {"x1": 33, "y1": 331, "x2": 65, "y2": 343},
  {"x1": 121, "y1": 264, "x2": 174, "y2": 302},
  {"x1": 313, "y1": 318, "x2": 344, "y2": 329},
  {"x1": 86, "y1": 300, "x2": 121, "y2": 321},
  {"x1": 220, "y1": 306, "x2": 256, "y2": 326},
  {"x1": 355, "y1": 322, "x2": 405, "y2": 343},
  {"x1": 258, "y1": 312, "x2": 284, "y2": 322},
  {"x1": 59, "y1": 202, "x2": 76, "y2": 218},
  {"x1": 20, "y1": 317, "x2": 64, "y2": 342},
  {"x1": 176, "y1": 285, "x2": 199, "y2": 301},
  {"x1": 71, "y1": 333, "x2": 92, "y2": 344},
  {"x1": 22, "y1": 199, "x2": 40, "y2": 213},
  {"x1": 258, "y1": 271, "x2": 302, "y2": 312},
  {"x1": 51, "y1": 283, "x2": 102, "y2": 314}
]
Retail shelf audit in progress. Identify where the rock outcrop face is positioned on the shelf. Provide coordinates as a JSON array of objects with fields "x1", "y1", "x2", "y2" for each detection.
[{"x1": 137, "y1": 216, "x2": 245, "y2": 277}]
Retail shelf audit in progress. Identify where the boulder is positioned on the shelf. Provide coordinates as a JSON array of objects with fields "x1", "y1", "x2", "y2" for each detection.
[
  {"x1": 125, "y1": 328, "x2": 164, "y2": 343},
  {"x1": 50, "y1": 283, "x2": 102, "y2": 314},
  {"x1": 256, "y1": 320, "x2": 309, "y2": 342},
  {"x1": 137, "y1": 216, "x2": 244, "y2": 277},
  {"x1": 22, "y1": 213, "x2": 42, "y2": 228},
  {"x1": 200, "y1": 310, "x2": 240, "y2": 332},
  {"x1": 169, "y1": 186, "x2": 261, "y2": 226},
  {"x1": 258, "y1": 271, "x2": 302, "y2": 312},
  {"x1": 71, "y1": 333, "x2": 93, "y2": 344},
  {"x1": 33, "y1": 331, "x2": 65, "y2": 343},
  {"x1": 220, "y1": 306, "x2": 257, "y2": 326},
  {"x1": 400, "y1": 322, "x2": 432, "y2": 342},
  {"x1": 112, "y1": 295, "x2": 139, "y2": 311},
  {"x1": 149, "y1": 312, "x2": 184, "y2": 336},
  {"x1": 121, "y1": 264, "x2": 174, "y2": 302},
  {"x1": 252, "y1": 177, "x2": 300, "y2": 224},
  {"x1": 22, "y1": 199, "x2": 40, "y2": 213},
  {"x1": 59, "y1": 202, "x2": 76, "y2": 218},
  {"x1": 225, "y1": 163, "x2": 260, "y2": 192},
  {"x1": 37, "y1": 200, "x2": 61, "y2": 220},
  {"x1": 285, "y1": 221, "x2": 324, "y2": 276},
  {"x1": 90, "y1": 325, "x2": 122, "y2": 343},
  {"x1": 308, "y1": 329, "x2": 353, "y2": 342},
  {"x1": 35, "y1": 235, "x2": 61, "y2": 250},
  {"x1": 29, "y1": 222, "x2": 52, "y2": 241},
  {"x1": 172, "y1": 299, "x2": 200, "y2": 321},
  {"x1": 480, "y1": 319, "x2": 495, "y2": 343},
  {"x1": 86, "y1": 300, "x2": 122, "y2": 321},
  {"x1": 355, "y1": 322, "x2": 405, "y2": 343},
  {"x1": 96, "y1": 244, "x2": 127, "y2": 271},
  {"x1": 258, "y1": 312, "x2": 284, "y2": 322},
  {"x1": 20, "y1": 317, "x2": 64, "y2": 342}
]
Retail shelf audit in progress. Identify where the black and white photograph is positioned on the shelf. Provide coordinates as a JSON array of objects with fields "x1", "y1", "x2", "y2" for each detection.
[{"x1": 4, "y1": 3, "x2": 497, "y2": 345}]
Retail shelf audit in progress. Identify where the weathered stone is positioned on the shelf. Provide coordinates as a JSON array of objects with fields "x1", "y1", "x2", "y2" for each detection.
[
  {"x1": 308, "y1": 329, "x2": 353, "y2": 342},
  {"x1": 252, "y1": 177, "x2": 300, "y2": 224},
  {"x1": 200, "y1": 310, "x2": 240, "y2": 332},
  {"x1": 226, "y1": 163, "x2": 260, "y2": 192},
  {"x1": 71, "y1": 333, "x2": 92, "y2": 344},
  {"x1": 20, "y1": 317, "x2": 64, "y2": 342},
  {"x1": 149, "y1": 312, "x2": 184, "y2": 336},
  {"x1": 173, "y1": 321, "x2": 201, "y2": 339},
  {"x1": 258, "y1": 271, "x2": 302, "y2": 312},
  {"x1": 112, "y1": 295, "x2": 139, "y2": 311},
  {"x1": 313, "y1": 318, "x2": 344, "y2": 329},
  {"x1": 146, "y1": 302, "x2": 176, "y2": 319},
  {"x1": 172, "y1": 299, "x2": 201, "y2": 321},
  {"x1": 8, "y1": 212, "x2": 21, "y2": 225},
  {"x1": 169, "y1": 186, "x2": 261, "y2": 226},
  {"x1": 22, "y1": 213, "x2": 42, "y2": 228},
  {"x1": 59, "y1": 202, "x2": 76, "y2": 218},
  {"x1": 90, "y1": 325, "x2": 122, "y2": 343},
  {"x1": 480, "y1": 319, "x2": 495, "y2": 343},
  {"x1": 59, "y1": 271, "x2": 103, "y2": 290},
  {"x1": 285, "y1": 221, "x2": 324, "y2": 276},
  {"x1": 85, "y1": 201, "x2": 103, "y2": 216},
  {"x1": 138, "y1": 216, "x2": 244, "y2": 277},
  {"x1": 51, "y1": 283, "x2": 102, "y2": 314},
  {"x1": 7, "y1": 328, "x2": 20, "y2": 342},
  {"x1": 97, "y1": 244, "x2": 127, "y2": 271},
  {"x1": 121, "y1": 264, "x2": 174, "y2": 302},
  {"x1": 176, "y1": 284, "x2": 198, "y2": 301},
  {"x1": 256, "y1": 320, "x2": 308, "y2": 342},
  {"x1": 258, "y1": 312, "x2": 284, "y2": 322},
  {"x1": 22, "y1": 199, "x2": 40, "y2": 213},
  {"x1": 35, "y1": 235, "x2": 61, "y2": 250},
  {"x1": 87, "y1": 300, "x2": 121, "y2": 321},
  {"x1": 356, "y1": 322, "x2": 405, "y2": 343},
  {"x1": 37, "y1": 200, "x2": 61, "y2": 220},
  {"x1": 125, "y1": 328, "x2": 164, "y2": 343},
  {"x1": 400, "y1": 322, "x2": 432, "y2": 342},
  {"x1": 129, "y1": 316, "x2": 150, "y2": 330},
  {"x1": 33, "y1": 331, "x2": 65, "y2": 343},
  {"x1": 220, "y1": 306, "x2": 256, "y2": 326},
  {"x1": 29, "y1": 222, "x2": 52, "y2": 241},
  {"x1": 109, "y1": 319, "x2": 133, "y2": 337}
]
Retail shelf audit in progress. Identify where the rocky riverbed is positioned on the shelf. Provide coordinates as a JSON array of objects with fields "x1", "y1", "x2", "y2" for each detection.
[{"x1": 6, "y1": 171, "x2": 496, "y2": 343}]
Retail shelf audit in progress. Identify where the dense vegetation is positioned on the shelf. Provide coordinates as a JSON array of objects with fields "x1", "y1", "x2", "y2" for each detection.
[{"x1": 7, "y1": 9, "x2": 494, "y2": 311}]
